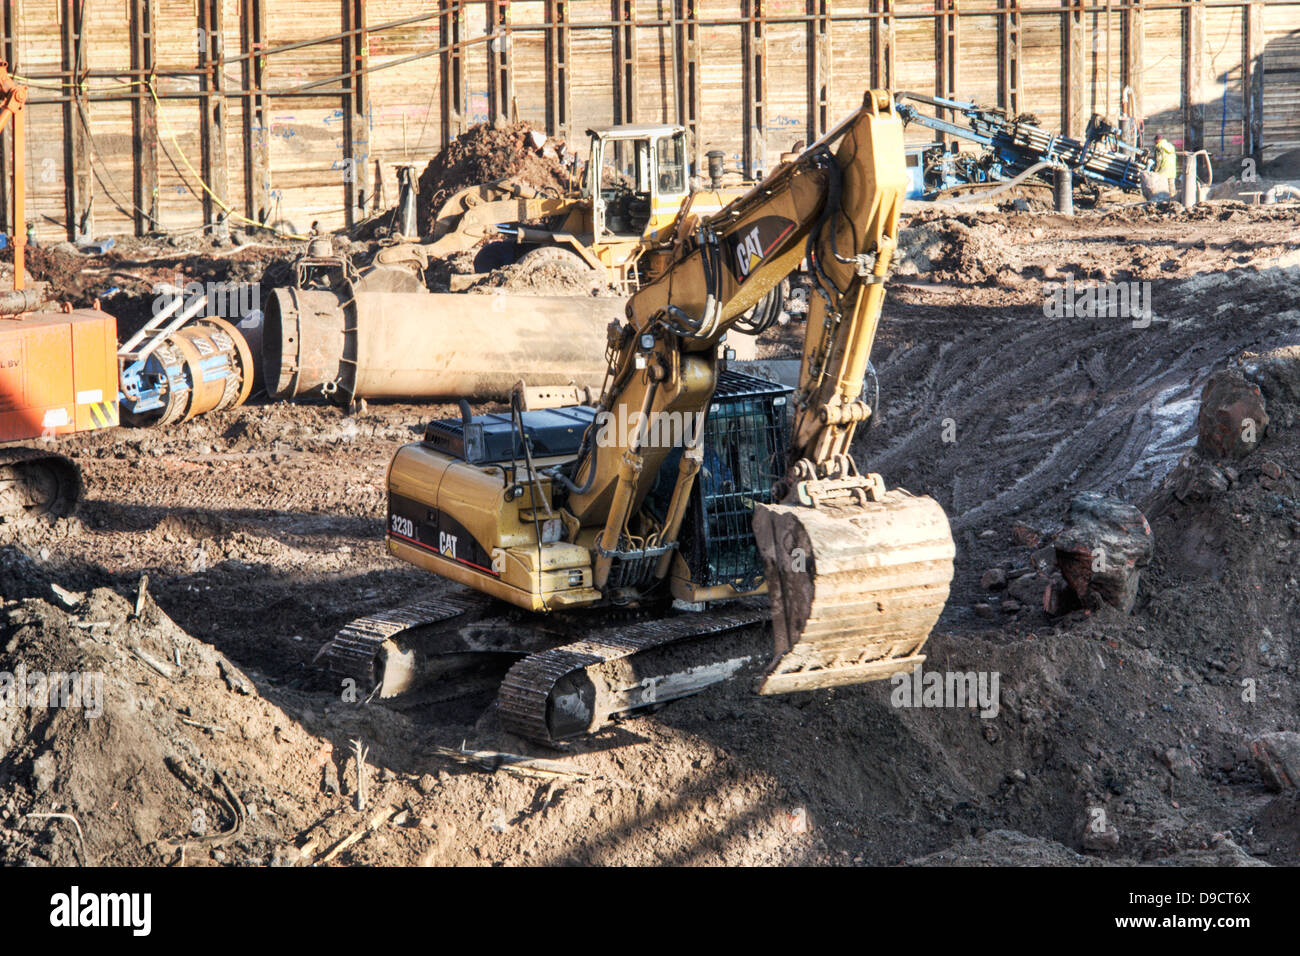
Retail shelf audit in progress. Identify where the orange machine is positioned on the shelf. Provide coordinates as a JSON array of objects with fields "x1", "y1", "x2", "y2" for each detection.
[
  {"x1": 0, "y1": 61, "x2": 119, "y2": 520},
  {"x1": 0, "y1": 306, "x2": 120, "y2": 442}
]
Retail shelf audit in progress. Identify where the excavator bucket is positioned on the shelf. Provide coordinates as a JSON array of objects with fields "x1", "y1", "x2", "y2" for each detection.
[{"x1": 752, "y1": 489, "x2": 955, "y2": 694}]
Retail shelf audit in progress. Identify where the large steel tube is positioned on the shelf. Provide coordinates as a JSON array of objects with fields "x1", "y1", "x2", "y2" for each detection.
[
  {"x1": 263, "y1": 288, "x2": 624, "y2": 404},
  {"x1": 119, "y1": 316, "x2": 255, "y2": 427}
]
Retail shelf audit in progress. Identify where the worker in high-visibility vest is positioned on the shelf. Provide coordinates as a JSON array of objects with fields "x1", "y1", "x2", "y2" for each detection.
[
  {"x1": 1142, "y1": 133, "x2": 1178, "y2": 200},
  {"x1": 1153, "y1": 134, "x2": 1177, "y2": 178}
]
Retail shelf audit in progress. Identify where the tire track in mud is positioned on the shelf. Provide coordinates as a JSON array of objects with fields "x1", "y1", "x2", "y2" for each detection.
[{"x1": 860, "y1": 268, "x2": 1300, "y2": 534}]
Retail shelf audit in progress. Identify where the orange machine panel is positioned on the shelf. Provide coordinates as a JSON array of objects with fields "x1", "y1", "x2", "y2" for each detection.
[{"x1": 0, "y1": 309, "x2": 119, "y2": 444}]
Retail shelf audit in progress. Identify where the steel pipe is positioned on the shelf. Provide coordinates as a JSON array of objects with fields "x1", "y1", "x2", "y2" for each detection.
[{"x1": 263, "y1": 287, "x2": 624, "y2": 405}]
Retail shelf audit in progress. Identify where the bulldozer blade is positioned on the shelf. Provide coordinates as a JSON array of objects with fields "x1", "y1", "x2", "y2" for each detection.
[{"x1": 752, "y1": 489, "x2": 954, "y2": 695}]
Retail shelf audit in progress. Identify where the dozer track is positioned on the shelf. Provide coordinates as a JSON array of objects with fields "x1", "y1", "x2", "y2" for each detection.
[
  {"x1": 498, "y1": 605, "x2": 769, "y2": 745},
  {"x1": 0, "y1": 447, "x2": 83, "y2": 522},
  {"x1": 752, "y1": 488, "x2": 955, "y2": 695}
]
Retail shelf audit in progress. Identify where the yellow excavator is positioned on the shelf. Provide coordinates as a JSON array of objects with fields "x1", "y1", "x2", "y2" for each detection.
[{"x1": 321, "y1": 91, "x2": 955, "y2": 743}]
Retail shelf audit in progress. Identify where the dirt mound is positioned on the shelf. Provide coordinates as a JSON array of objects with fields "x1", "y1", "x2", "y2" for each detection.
[
  {"x1": 462, "y1": 259, "x2": 620, "y2": 297},
  {"x1": 416, "y1": 122, "x2": 570, "y2": 236},
  {"x1": 0, "y1": 568, "x2": 327, "y2": 865},
  {"x1": 1263, "y1": 146, "x2": 1300, "y2": 179},
  {"x1": 909, "y1": 829, "x2": 1104, "y2": 865}
]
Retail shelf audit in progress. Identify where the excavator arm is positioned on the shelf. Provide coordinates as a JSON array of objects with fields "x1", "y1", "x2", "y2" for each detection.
[{"x1": 565, "y1": 90, "x2": 955, "y2": 691}]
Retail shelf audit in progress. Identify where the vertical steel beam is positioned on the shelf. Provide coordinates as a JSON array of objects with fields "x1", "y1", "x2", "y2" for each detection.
[
  {"x1": 806, "y1": 0, "x2": 830, "y2": 143},
  {"x1": 241, "y1": 0, "x2": 270, "y2": 225},
  {"x1": 1242, "y1": 0, "x2": 1263, "y2": 160},
  {"x1": 128, "y1": 0, "x2": 158, "y2": 235},
  {"x1": 544, "y1": 0, "x2": 571, "y2": 140},
  {"x1": 0, "y1": 1, "x2": 18, "y2": 237},
  {"x1": 935, "y1": 0, "x2": 959, "y2": 141},
  {"x1": 198, "y1": 0, "x2": 229, "y2": 233},
  {"x1": 998, "y1": 0, "x2": 1023, "y2": 117},
  {"x1": 1062, "y1": 0, "x2": 1085, "y2": 137},
  {"x1": 341, "y1": 0, "x2": 370, "y2": 224},
  {"x1": 59, "y1": 0, "x2": 92, "y2": 240},
  {"x1": 1121, "y1": 0, "x2": 1144, "y2": 126},
  {"x1": 612, "y1": 0, "x2": 637, "y2": 125},
  {"x1": 440, "y1": 0, "x2": 465, "y2": 146},
  {"x1": 741, "y1": 0, "x2": 766, "y2": 176},
  {"x1": 673, "y1": 0, "x2": 701, "y2": 170},
  {"x1": 486, "y1": 0, "x2": 512, "y2": 125},
  {"x1": 870, "y1": 0, "x2": 894, "y2": 91},
  {"x1": 1183, "y1": 0, "x2": 1204, "y2": 149}
]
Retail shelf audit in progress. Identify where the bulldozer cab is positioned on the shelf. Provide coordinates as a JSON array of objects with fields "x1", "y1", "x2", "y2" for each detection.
[{"x1": 584, "y1": 124, "x2": 689, "y2": 243}]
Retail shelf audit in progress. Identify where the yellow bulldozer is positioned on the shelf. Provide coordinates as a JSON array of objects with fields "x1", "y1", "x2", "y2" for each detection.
[
  {"x1": 320, "y1": 91, "x2": 955, "y2": 743},
  {"x1": 378, "y1": 123, "x2": 753, "y2": 292}
]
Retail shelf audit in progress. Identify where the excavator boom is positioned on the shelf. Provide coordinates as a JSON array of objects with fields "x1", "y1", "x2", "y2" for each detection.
[{"x1": 573, "y1": 90, "x2": 955, "y2": 693}]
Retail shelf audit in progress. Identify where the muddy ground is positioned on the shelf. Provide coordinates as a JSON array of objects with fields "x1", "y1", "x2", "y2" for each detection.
[{"x1": 2, "y1": 200, "x2": 1299, "y2": 867}]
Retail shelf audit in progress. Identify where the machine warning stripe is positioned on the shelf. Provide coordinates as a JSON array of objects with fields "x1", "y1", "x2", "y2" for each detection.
[{"x1": 87, "y1": 400, "x2": 117, "y2": 428}]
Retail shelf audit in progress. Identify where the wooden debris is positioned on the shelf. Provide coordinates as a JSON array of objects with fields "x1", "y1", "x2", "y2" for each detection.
[
  {"x1": 351, "y1": 738, "x2": 370, "y2": 812},
  {"x1": 432, "y1": 743, "x2": 588, "y2": 780},
  {"x1": 49, "y1": 583, "x2": 83, "y2": 609},
  {"x1": 163, "y1": 759, "x2": 245, "y2": 849},
  {"x1": 130, "y1": 646, "x2": 175, "y2": 679},
  {"x1": 316, "y1": 805, "x2": 397, "y2": 865},
  {"x1": 134, "y1": 574, "x2": 150, "y2": 618},
  {"x1": 179, "y1": 717, "x2": 227, "y2": 734},
  {"x1": 24, "y1": 812, "x2": 91, "y2": 865}
]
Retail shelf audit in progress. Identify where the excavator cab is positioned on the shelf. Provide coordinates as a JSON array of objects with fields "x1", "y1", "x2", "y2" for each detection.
[{"x1": 584, "y1": 125, "x2": 689, "y2": 242}]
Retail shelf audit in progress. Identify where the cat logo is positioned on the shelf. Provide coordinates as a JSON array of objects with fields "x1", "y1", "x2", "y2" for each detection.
[
  {"x1": 726, "y1": 215, "x2": 796, "y2": 282},
  {"x1": 439, "y1": 531, "x2": 458, "y2": 560},
  {"x1": 735, "y1": 227, "x2": 765, "y2": 277}
]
